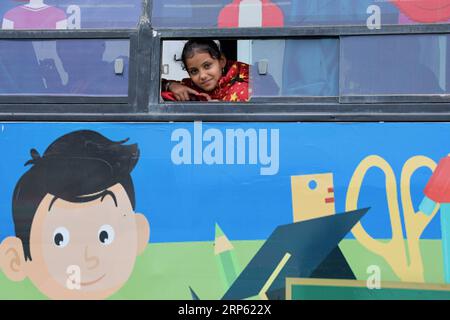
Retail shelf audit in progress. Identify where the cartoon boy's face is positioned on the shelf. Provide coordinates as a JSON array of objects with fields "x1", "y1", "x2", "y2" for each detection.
[{"x1": 0, "y1": 183, "x2": 149, "y2": 299}]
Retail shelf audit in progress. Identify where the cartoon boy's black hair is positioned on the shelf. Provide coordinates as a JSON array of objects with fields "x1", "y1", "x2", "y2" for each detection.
[
  {"x1": 181, "y1": 39, "x2": 223, "y2": 70},
  {"x1": 12, "y1": 130, "x2": 140, "y2": 261}
]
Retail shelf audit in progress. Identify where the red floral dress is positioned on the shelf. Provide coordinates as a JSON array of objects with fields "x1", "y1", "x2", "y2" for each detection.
[{"x1": 162, "y1": 61, "x2": 249, "y2": 102}]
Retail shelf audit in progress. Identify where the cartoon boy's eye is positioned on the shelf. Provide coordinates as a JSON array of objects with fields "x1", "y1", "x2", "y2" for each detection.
[
  {"x1": 53, "y1": 227, "x2": 70, "y2": 248},
  {"x1": 98, "y1": 225, "x2": 115, "y2": 246}
]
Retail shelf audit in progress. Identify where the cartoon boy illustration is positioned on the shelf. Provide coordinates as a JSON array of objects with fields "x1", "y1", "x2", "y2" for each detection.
[{"x1": 0, "y1": 130, "x2": 150, "y2": 299}]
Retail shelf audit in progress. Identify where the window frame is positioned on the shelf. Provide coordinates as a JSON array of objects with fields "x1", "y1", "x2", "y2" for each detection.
[
  {"x1": 148, "y1": 23, "x2": 450, "y2": 121},
  {"x1": 0, "y1": 0, "x2": 449, "y2": 121},
  {"x1": 0, "y1": 28, "x2": 148, "y2": 114}
]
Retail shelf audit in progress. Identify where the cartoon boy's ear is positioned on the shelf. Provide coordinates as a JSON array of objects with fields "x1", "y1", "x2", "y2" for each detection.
[
  {"x1": 0, "y1": 237, "x2": 27, "y2": 281},
  {"x1": 135, "y1": 214, "x2": 150, "y2": 255}
]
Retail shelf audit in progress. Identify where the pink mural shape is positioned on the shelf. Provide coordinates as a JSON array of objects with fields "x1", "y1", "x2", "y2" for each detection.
[
  {"x1": 218, "y1": 0, "x2": 284, "y2": 28},
  {"x1": 391, "y1": 0, "x2": 450, "y2": 23},
  {"x1": 2, "y1": 0, "x2": 67, "y2": 29}
]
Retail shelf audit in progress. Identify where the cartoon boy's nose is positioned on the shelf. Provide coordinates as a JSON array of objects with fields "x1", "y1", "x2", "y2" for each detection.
[{"x1": 84, "y1": 246, "x2": 100, "y2": 270}]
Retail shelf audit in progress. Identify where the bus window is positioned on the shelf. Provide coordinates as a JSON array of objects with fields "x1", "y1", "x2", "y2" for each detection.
[
  {"x1": 161, "y1": 39, "x2": 250, "y2": 102},
  {"x1": 160, "y1": 38, "x2": 338, "y2": 102},
  {"x1": 341, "y1": 34, "x2": 450, "y2": 97},
  {"x1": 0, "y1": 39, "x2": 129, "y2": 96},
  {"x1": 152, "y1": 0, "x2": 450, "y2": 29},
  {"x1": 0, "y1": 0, "x2": 141, "y2": 30},
  {"x1": 252, "y1": 39, "x2": 338, "y2": 97}
]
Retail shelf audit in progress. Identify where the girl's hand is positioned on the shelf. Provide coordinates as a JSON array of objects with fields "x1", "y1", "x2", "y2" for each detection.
[
  {"x1": 169, "y1": 82, "x2": 201, "y2": 101},
  {"x1": 196, "y1": 93, "x2": 212, "y2": 101}
]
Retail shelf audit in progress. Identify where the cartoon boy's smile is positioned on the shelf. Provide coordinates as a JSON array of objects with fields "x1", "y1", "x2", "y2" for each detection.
[
  {"x1": 0, "y1": 130, "x2": 150, "y2": 300},
  {"x1": 80, "y1": 274, "x2": 106, "y2": 287}
]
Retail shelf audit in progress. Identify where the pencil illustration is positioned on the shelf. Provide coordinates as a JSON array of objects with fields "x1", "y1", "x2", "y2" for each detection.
[{"x1": 214, "y1": 223, "x2": 240, "y2": 289}]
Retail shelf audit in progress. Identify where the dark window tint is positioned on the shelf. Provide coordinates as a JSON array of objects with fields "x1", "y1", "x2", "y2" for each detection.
[
  {"x1": 0, "y1": 0, "x2": 141, "y2": 29},
  {"x1": 152, "y1": 0, "x2": 449, "y2": 28},
  {"x1": 251, "y1": 39, "x2": 339, "y2": 97},
  {"x1": 0, "y1": 39, "x2": 129, "y2": 96},
  {"x1": 340, "y1": 34, "x2": 450, "y2": 96}
]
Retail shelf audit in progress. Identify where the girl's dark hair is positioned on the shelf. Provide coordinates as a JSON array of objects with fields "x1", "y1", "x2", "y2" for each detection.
[{"x1": 181, "y1": 39, "x2": 223, "y2": 69}]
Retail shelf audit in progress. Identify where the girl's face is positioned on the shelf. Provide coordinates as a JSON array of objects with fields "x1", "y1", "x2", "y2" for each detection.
[{"x1": 185, "y1": 52, "x2": 226, "y2": 92}]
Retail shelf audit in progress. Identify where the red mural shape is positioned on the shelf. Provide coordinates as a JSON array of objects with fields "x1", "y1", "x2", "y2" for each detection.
[
  {"x1": 391, "y1": 0, "x2": 450, "y2": 23},
  {"x1": 218, "y1": 0, "x2": 284, "y2": 28},
  {"x1": 423, "y1": 155, "x2": 450, "y2": 203}
]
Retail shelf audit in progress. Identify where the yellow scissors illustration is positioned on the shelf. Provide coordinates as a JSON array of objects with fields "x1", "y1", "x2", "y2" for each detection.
[{"x1": 345, "y1": 155, "x2": 439, "y2": 282}]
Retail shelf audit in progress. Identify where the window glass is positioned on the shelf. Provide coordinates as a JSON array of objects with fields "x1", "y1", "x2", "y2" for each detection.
[
  {"x1": 341, "y1": 34, "x2": 450, "y2": 96},
  {"x1": 1, "y1": 0, "x2": 141, "y2": 29},
  {"x1": 152, "y1": 0, "x2": 450, "y2": 29},
  {"x1": 284, "y1": 0, "x2": 398, "y2": 27},
  {"x1": 251, "y1": 39, "x2": 338, "y2": 97},
  {"x1": 152, "y1": 0, "x2": 230, "y2": 28},
  {"x1": 0, "y1": 39, "x2": 129, "y2": 96}
]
